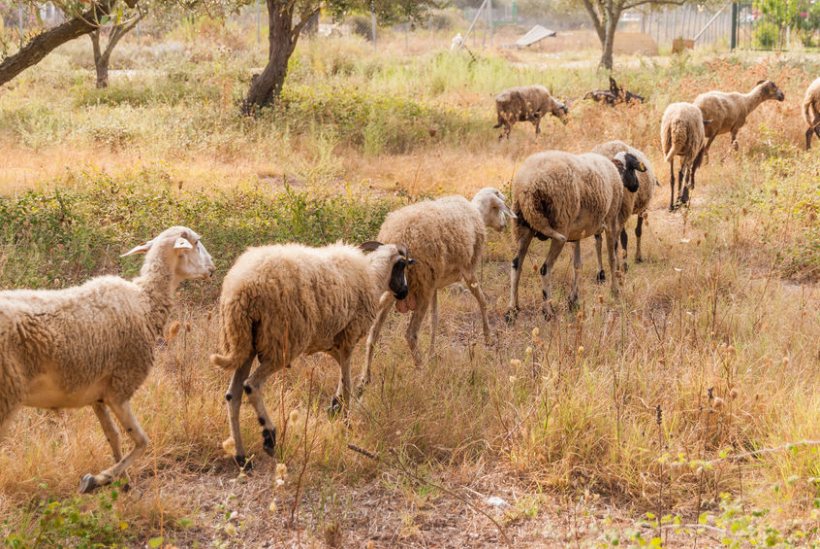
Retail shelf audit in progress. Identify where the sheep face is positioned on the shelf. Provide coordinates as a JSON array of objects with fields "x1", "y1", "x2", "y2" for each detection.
[
  {"x1": 473, "y1": 187, "x2": 516, "y2": 231},
  {"x1": 612, "y1": 152, "x2": 646, "y2": 193},
  {"x1": 360, "y1": 241, "x2": 415, "y2": 300},
  {"x1": 122, "y1": 226, "x2": 215, "y2": 281},
  {"x1": 757, "y1": 80, "x2": 785, "y2": 102},
  {"x1": 552, "y1": 101, "x2": 569, "y2": 124}
]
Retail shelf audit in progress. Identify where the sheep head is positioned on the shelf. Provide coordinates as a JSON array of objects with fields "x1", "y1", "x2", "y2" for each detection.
[
  {"x1": 472, "y1": 187, "x2": 516, "y2": 232},
  {"x1": 756, "y1": 80, "x2": 785, "y2": 102},
  {"x1": 122, "y1": 226, "x2": 215, "y2": 282},
  {"x1": 612, "y1": 152, "x2": 646, "y2": 193}
]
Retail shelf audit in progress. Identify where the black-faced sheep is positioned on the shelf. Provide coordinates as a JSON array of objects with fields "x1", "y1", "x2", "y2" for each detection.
[
  {"x1": 694, "y1": 80, "x2": 784, "y2": 157},
  {"x1": 0, "y1": 226, "x2": 215, "y2": 493},
  {"x1": 661, "y1": 102, "x2": 707, "y2": 211},
  {"x1": 494, "y1": 85, "x2": 568, "y2": 140},
  {"x1": 803, "y1": 77, "x2": 820, "y2": 150},
  {"x1": 592, "y1": 141, "x2": 659, "y2": 273},
  {"x1": 210, "y1": 241, "x2": 413, "y2": 469},
  {"x1": 360, "y1": 188, "x2": 515, "y2": 389},
  {"x1": 507, "y1": 150, "x2": 646, "y2": 321}
]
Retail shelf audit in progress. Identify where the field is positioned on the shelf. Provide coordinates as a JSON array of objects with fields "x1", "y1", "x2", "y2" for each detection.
[{"x1": 0, "y1": 20, "x2": 819, "y2": 548}]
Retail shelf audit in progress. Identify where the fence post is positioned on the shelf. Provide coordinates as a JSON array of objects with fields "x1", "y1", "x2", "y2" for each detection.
[
  {"x1": 370, "y1": 1, "x2": 377, "y2": 48},
  {"x1": 730, "y1": 2, "x2": 738, "y2": 50}
]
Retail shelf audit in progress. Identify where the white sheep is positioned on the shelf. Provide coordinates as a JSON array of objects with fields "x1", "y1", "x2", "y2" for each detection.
[
  {"x1": 507, "y1": 150, "x2": 646, "y2": 320},
  {"x1": 0, "y1": 226, "x2": 215, "y2": 492},
  {"x1": 209, "y1": 241, "x2": 413, "y2": 469},
  {"x1": 803, "y1": 77, "x2": 820, "y2": 150},
  {"x1": 360, "y1": 188, "x2": 515, "y2": 389},
  {"x1": 592, "y1": 141, "x2": 659, "y2": 275},
  {"x1": 660, "y1": 102, "x2": 707, "y2": 210}
]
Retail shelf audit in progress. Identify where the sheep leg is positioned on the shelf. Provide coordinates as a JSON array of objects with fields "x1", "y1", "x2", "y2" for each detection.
[
  {"x1": 0, "y1": 369, "x2": 22, "y2": 441},
  {"x1": 702, "y1": 135, "x2": 715, "y2": 164},
  {"x1": 730, "y1": 129, "x2": 739, "y2": 151},
  {"x1": 533, "y1": 115, "x2": 542, "y2": 137},
  {"x1": 568, "y1": 241, "x2": 582, "y2": 309},
  {"x1": 806, "y1": 113, "x2": 820, "y2": 150},
  {"x1": 79, "y1": 400, "x2": 148, "y2": 494},
  {"x1": 463, "y1": 273, "x2": 491, "y2": 345},
  {"x1": 619, "y1": 229, "x2": 629, "y2": 272},
  {"x1": 224, "y1": 354, "x2": 254, "y2": 469},
  {"x1": 538, "y1": 237, "x2": 566, "y2": 320},
  {"x1": 429, "y1": 290, "x2": 439, "y2": 357},
  {"x1": 668, "y1": 157, "x2": 677, "y2": 211},
  {"x1": 594, "y1": 233, "x2": 605, "y2": 283},
  {"x1": 604, "y1": 228, "x2": 620, "y2": 298},
  {"x1": 634, "y1": 215, "x2": 644, "y2": 263},
  {"x1": 405, "y1": 292, "x2": 432, "y2": 368},
  {"x1": 507, "y1": 228, "x2": 534, "y2": 322},
  {"x1": 330, "y1": 349, "x2": 353, "y2": 422},
  {"x1": 807, "y1": 127, "x2": 815, "y2": 150},
  {"x1": 677, "y1": 165, "x2": 686, "y2": 204},
  {"x1": 243, "y1": 358, "x2": 280, "y2": 457},
  {"x1": 92, "y1": 402, "x2": 122, "y2": 463},
  {"x1": 360, "y1": 297, "x2": 393, "y2": 397}
]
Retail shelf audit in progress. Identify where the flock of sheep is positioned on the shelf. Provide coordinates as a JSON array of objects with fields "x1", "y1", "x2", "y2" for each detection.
[{"x1": 0, "y1": 75, "x2": 818, "y2": 496}]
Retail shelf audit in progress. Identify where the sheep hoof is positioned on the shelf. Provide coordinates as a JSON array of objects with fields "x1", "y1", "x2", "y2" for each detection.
[
  {"x1": 79, "y1": 474, "x2": 99, "y2": 494},
  {"x1": 235, "y1": 454, "x2": 253, "y2": 472},
  {"x1": 635, "y1": 256, "x2": 643, "y2": 264},
  {"x1": 541, "y1": 304, "x2": 555, "y2": 321},
  {"x1": 262, "y1": 428, "x2": 276, "y2": 456},
  {"x1": 327, "y1": 397, "x2": 342, "y2": 418},
  {"x1": 596, "y1": 270, "x2": 606, "y2": 283},
  {"x1": 622, "y1": 262, "x2": 629, "y2": 273},
  {"x1": 567, "y1": 297, "x2": 579, "y2": 311},
  {"x1": 504, "y1": 308, "x2": 519, "y2": 325}
]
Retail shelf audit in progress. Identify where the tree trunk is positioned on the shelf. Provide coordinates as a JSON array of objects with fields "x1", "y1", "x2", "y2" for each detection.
[
  {"x1": 0, "y1": 1, "x2": 113, "y2": 87},
  {"x1": 600, "y1": 10, "x2": 620, "y2": 70},
  {"x1": 243, "y1": 1, "x2": 297, "y2": 114},
  {"x1": 90, "y1": 30, "x2": 109, "y2": 88}
]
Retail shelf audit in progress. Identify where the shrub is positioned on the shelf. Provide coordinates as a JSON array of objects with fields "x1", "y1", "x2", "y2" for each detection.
[{"x1": 754, "y1": 21, "x2": 779, "y2": 49}]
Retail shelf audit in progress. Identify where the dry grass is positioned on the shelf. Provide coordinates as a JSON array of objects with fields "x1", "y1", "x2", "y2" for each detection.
[{"x1": 0, "y1": 24, "x2": 818, "y2": 547}]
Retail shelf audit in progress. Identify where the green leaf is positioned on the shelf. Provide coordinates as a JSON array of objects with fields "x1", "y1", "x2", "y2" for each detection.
[{"x1": 148, "y1": 536, "x2": 164, "y2": 548}]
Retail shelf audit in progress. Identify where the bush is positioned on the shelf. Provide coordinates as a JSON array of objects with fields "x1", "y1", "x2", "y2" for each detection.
[
  {"x1": 0, "y1": 170, "x2": 400, "y2": 295},
  {"x1": 422, "y1": 9, "x2": 463, "y2": 31},
  {"x1": 347, "y1": 14, "x2": 373, "y2": 41},
  {"x1": 754, "y1": 21, "x2": 779, "y2": 49}
]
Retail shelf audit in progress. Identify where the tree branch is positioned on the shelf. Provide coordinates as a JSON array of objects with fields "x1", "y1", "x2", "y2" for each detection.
[
  {"x1": 622, "y1": 0, "x2": 686, "y2": 9},
  {"x1": 291, "y1": 6, "x2": 321, "y2": 40}
]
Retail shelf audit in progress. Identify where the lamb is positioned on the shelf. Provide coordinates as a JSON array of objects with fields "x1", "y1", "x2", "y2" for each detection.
[
  {"x1": 210, "y1": 241, "x2": 413, "y2": 469},
  {"x1": 803, "y1": 77, "x2": 820, "y2": 150},
  {"x1": 660, "y1": 102, "x2": 707, "y2": 211},
  {"x1": 360, "y1": 188, "x2": 515, "y2": 388},
  {"x1": 591, "y1": 140, "x2": 659, "y2": 274},
  {"x1": 0, "y1": 226, "x2": 215, "y2": 493},
  {"x1": 694, "y1": 80, "x2": 784, "y2": 158},
  {"x1": 507, "y1": 150, "x2": 646, "y2": 321},
  {"x1": 493, "y1": 85, "x2": 568, "y2": 140}
]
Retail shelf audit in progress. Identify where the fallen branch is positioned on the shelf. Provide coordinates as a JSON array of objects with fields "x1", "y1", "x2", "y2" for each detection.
[{"x1": 707, "y1": 440, "x2": 820, "y2": 466}]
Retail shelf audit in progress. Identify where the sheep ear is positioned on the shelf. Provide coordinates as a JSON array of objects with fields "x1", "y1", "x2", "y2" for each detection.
[
  {"x1": 756, "y1": 79, "x2": 766, "y2": 85},
  {"x1": 359, "y1": 241, "x2": 383, "y2": 253},
  {"x1": 611, "y1": 158, "x2": 625, "y2": 173},
  {"x1": 121, "y1": 239, "x2": 154, "y2": 257},
  {"x1": 703, "y1": 119, "x2": 713, "y2": 126},
  {"x1": 174, "y1": 237, "x2": 193, "y2": 250}
]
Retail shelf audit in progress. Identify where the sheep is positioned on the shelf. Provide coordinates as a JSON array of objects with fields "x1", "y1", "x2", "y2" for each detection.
[
  {"x1": 493, "y1": 85, "x2": 568, "y2": 140},
  {"x1": 360, "y1": 188, "x2": 516, "y2": 389},
  {"x1": 210, "y1": 241, "x2": 413, "y2": 469},
  {"x1": 507, "y1": 150, "x2": 646, "y2": 321},
  {"x1": 694, "y1": 80, "x2": 785, "y2": 158},
  {"x1": 0, "y1": 226, "x2": 215, "y2": 493},
  {"x1": 660, "y1": 102, "x2": 707, "y2": 211},
  {"x1": 591, "y1": 141, "x2": 659, "y2": 275},
  {"x1": 803, "y1": 77, "x2": 820, "y2": 150}
]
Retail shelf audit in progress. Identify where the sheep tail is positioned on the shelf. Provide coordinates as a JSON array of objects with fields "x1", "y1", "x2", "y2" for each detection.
[
  {"x1": 804, "y1": 98, "x2": 817, "y2": 126},
  {"x1": 209, "y1": 300, "x2": 254, "y2": 371},
  {"x1": 662, "y1": 125, "x2": 675, "y2": 162}
]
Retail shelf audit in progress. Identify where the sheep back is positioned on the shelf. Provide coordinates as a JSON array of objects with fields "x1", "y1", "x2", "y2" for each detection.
[
  {"x1": 804, "y1": 78, "x2": 820, "y2": 126},
  {"x1": 0, "y1": 277, "x2": 156, "y2": 406},
  {"x1": 215, "y1": 243, "x2": 379, "y2": 370},
  {"x1": 496, "y1": 85, "x2": 556, "y2": 122},
  {"x1": 377, "y1": 196, "x2": 485, "y2": 304},
  {"x1": 513, "y1": 151, "x2": 617, "y2": 241},
  {"x1": 661, "y1": 102, "x2": 705, "y2": 163}
]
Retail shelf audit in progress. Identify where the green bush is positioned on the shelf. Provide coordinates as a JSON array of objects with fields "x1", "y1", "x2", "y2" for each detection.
[
  {"x1": 754, "y1": 21, "x2": 779, "y2": 49},
  {"x1": 0, "y1": 170, "x2": 399, "y2": 297}
]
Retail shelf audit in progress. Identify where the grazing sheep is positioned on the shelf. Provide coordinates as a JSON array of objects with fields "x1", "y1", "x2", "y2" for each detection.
[
  {"x1": 0, "y1": 226, "x2": 215, "y2": 493},
  {"x1": 694, "y1": 80, "x2": 785, "y2": 157},
  {"x1": 803, "y1": 77, "x2": 820, "y2": 150},
  {"x1": 507, "y1": 150, "x2": 646, "y2": 321},
  {"x1": 210, "y1": 241, "x2": 413, "y2": 469},
  {"x1": 360, "y1": 188, "x2": 515, "y2": 387},
  {"x1": 493, "y1": 85, "x2": 568, "y2": 140},
  {"x1": 661, "y1": 102, "x2": 707, "y2": 211},
  {"x1": 592, "y1": 141, "x2": 659, "y2": 274}
]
